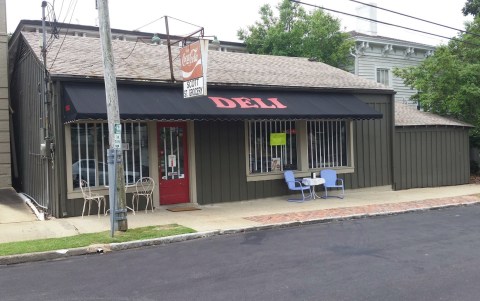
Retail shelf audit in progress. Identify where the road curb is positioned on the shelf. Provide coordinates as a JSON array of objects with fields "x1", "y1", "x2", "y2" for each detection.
[
  {"x1": 0, "y1": 246, "x2": 94, "y2": 265},
  {"x1": 1, "y1": 200, "x2": 479, "y2": 265},
  {"x1": 109, "y1": 231, "x2": 221, "y2": 251}
]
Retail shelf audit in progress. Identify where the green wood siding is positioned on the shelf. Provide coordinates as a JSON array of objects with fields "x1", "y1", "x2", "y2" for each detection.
[
  {"x1": 344, "y1": 95, "x2": 393, "y2": 189},
  {"x1": 10, "y1": 47, "x2": 49, "y2": 210},
  {"x1": 394, "y1": 127, "x2": 470, "y2": 190},
  {"x1": 194, "y1": 121, "x2": 288, "y2": 205},
  {"x1": 194, "y1": 94, "x2": 394, "y2": 204}
]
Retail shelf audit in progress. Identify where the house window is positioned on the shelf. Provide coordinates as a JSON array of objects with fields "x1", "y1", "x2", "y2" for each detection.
[
  {"x1": 376, "y1": 68, "x2": 390, "y2": 86},
  {"x1": 307, "y1": 120, "x2": 348, "y2": 168},
  {"x1": 70, "y1": 122, "x2": 149, "y2": 189},
  {"x1": 247, "y1": 120, "x2": 297, "y2": 174}
]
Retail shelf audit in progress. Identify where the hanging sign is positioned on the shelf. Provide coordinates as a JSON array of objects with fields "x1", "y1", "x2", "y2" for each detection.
[{"x1": 180, "y1": 39, "x2": 209, "y2": 98}]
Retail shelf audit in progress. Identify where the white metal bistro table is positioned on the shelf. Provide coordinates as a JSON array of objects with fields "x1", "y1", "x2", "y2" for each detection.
[
  {"x1": 104, "y1": 184, "x2": 136, "y2": 215},
  {"x1": 302, "y1": 177, "x2": 325, "y2": 199}
]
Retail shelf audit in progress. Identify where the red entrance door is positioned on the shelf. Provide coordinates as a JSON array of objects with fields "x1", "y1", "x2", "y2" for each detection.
[{"x1": 157, "y1": 122, "x2": 189, "y2": 205}]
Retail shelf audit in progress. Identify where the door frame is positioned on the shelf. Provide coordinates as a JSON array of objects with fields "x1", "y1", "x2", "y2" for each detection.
[{"x1": 157, "y1": 121, "x2": 190, "y2": 205}]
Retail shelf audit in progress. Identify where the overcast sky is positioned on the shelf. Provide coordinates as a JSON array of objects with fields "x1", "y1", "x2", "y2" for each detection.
[{"x1": 5, "y1": 0, "x2": 473, "y2": 46}]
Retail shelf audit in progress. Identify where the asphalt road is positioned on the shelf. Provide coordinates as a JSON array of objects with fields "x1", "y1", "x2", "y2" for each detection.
[{"x1": 2, "y1": 205, "x2": 480, "y2": 301}]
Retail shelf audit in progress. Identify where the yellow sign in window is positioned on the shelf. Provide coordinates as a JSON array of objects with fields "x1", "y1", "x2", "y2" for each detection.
[{"x1": 270, "y1": 133, "x2": 286, "y2": 146}]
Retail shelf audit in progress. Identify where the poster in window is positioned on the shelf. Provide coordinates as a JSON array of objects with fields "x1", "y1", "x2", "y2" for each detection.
[
  {"x1": 270, "y1": 133, "x2": 286, "y2": 146},
  {"x1": 168, "y1": 155, "x2": 176, "y2": 168},
  {"x1": 271, "y1": 157, "x2": 281, "y2": 171}
]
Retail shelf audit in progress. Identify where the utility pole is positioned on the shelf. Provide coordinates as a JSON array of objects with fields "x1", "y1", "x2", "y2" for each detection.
[
  {"x1": 96, "y1": 0, "x2": 128, "y2": 232},
  {"x1": 41, "y1": 1, "x2": 51, "y2": 216}
]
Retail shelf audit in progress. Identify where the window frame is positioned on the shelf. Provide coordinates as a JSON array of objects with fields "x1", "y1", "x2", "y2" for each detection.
[
  {"x1": 66, "y1": 121, "x2": 151, "y2": 198},
  {"x1": 245, "y1": 120, "x2": 354, "y2": 182},
  {"x1": 376, "y1": 67, "x2": 392, "y2": 87}
]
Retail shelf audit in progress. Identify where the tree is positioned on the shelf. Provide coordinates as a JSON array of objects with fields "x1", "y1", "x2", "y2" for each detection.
[
  {"x1": 237, "y1": 0, "x2": 354, "y2": 69},
  {"x1": 393, "y1": 17, "x2": 480, "y2": 146},
  {"x1": 463, "y1": 0, "x2": 480, "y2": 17}
]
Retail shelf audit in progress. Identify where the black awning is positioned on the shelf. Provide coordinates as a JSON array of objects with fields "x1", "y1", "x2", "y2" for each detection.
[{"x1": 63, "y1": 82, "x2": 383, "y2": 123}]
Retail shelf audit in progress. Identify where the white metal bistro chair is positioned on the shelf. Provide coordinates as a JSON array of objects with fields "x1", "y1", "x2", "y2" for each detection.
[
  {"x1": 131, "y1": 177, "x2": 155, "y2": 213},
  {"x1": 79, "y1": 179, "x2": 106, "y2": 218}
]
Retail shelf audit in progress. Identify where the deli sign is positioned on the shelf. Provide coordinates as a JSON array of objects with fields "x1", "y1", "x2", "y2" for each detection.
[{"x1": 180, "y1": 39, "x2": 208, "y2": 98}]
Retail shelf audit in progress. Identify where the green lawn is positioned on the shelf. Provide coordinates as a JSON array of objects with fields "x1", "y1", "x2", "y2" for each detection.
[{"x1": 0, "y1": 224, "x2": 196, "y2": 256}]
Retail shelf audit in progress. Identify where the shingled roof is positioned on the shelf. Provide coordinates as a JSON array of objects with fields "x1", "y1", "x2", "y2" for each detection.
[
  {"x1": 395, "y1": 102, "x2": 472, "y2": 127},
  {"x1": 20, "y1": 31, "x2": 392, "y2": 92}
]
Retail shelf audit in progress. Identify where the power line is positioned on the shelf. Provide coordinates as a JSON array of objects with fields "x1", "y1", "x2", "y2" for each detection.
[
  {"x1": 49, "y1": 0, "x2": 78, "y2": 69},
  {"x1": 349, "y1": 0, "x2": 480, "y2": 39},
  {"x1": 289, "y1": 0, "x2": 480, "y2": 48},
  {"x1": 56, "y1": 0, "x2": 65, "y2": 22}
]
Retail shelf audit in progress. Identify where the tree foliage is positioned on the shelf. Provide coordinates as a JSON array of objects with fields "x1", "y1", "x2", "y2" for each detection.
[
  {"x1": 463, "y1": 0, "x2": 480, "y2": 17},
  {"x1": 393, "y1": 17, "x2": 480, "y2": 145},
  {"x1": 237, "y1": 0, "x2": 353, "y2": 69}
]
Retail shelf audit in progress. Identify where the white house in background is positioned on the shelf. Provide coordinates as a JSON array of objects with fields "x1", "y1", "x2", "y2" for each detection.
[
  {"x1": 349, "y1": 3, "x2": 435, "y2": 104},
  {"x1": 349, "y1": 30, "x2": 435, "y2": 104}
]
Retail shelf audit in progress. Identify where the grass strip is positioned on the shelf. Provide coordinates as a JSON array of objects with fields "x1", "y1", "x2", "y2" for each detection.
[{"x1": 0, "y1": 224, "x2": 195, "y2": 256}]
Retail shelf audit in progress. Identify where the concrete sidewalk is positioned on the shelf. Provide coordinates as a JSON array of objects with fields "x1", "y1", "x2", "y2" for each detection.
[{"x1": 2, "y1": 184, "x2": 480, "y2": 244}]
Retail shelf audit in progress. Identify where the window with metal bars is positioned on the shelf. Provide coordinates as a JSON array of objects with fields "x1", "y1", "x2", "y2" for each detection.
[
  {"x1": 247, "y1": 120, "x2": 297, "y2": 174},
  {"x1": 307, "y1": 120, "x2": 348, "y2": 168},
  {"x1": 70, "y1": 122, "x2": 149, "y2": 189}
]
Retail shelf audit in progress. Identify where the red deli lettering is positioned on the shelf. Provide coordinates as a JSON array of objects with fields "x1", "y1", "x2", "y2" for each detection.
[{"x1": 208, "y1": 97, "x2": 287, "y2": 109}]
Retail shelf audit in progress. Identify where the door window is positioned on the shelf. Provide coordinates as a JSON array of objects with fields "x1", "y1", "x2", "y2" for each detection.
[{"x1": 159, "y1": 127, "x2": 185, "y2": 180}]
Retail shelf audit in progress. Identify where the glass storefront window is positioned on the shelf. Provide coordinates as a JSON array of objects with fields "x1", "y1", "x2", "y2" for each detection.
[
  {"x1": 247, "y1": 120, "x2": 297, "y2": 174},
  {"x1": 71, "y1": 122, "x2": 149, "y2": 189},
  {"x1": 307, "y1": 120, "x2": 348, "y2": 168}
]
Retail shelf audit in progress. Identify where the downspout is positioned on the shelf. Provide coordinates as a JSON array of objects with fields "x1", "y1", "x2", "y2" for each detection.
[
  {"x1": 390, "y1": 93, "x2": 396, "y2": 190},
  {"x1": 19, "y1": 193, "x2": 46, "y2": 220}
]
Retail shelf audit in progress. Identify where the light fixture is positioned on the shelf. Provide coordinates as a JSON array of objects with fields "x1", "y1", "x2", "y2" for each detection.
[
  {"x1": 211, "y1": 36, "x2": 220, "y2": 46},
  {"x1": 151, "y1": 33, "x2": 161, "y2": 45}
]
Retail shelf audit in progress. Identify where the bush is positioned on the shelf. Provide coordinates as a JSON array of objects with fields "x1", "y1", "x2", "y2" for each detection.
[{"x1": 470, "y1": 160, "x2": 480, "y2": 175}]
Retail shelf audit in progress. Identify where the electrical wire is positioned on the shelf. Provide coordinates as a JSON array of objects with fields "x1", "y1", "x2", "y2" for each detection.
[
  {"x1": 61, "y1": 0, "x2": 76, "y2": 24},
  {"x1": 49, "y1": 0, "x2": 78, "y2": 69},
  {"x1": 121, "y1": 38, "x2": 140, "y2": 60},
  {"x1": 290, "y1": 0, "x2": 480, "y2": 48},
  {"x1": 349, "y1": 0, "x2": 480, "y2": 39},
  {"x1": 56, "y1": 0, "x2": 65, "y2": 22}
]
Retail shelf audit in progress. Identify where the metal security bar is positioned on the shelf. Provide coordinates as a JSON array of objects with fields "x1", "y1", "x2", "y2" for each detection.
[
  {"x1": 71, "y1": 122, "x2": 149, "y2": 189},
  {"x1": 307, "y1": 120, "x2": 347, "y2": 169},
  {"x1": 248, "y1": 120, "x2": 297, "y2": 174},
  {"x1": 159, "y1": 126, "x2": 184, "y2": 180}
]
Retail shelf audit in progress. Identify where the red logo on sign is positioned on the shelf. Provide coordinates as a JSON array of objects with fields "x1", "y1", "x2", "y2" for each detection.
[{"x1": 180, "y1": 41, "x2": 203, "y2": 81}]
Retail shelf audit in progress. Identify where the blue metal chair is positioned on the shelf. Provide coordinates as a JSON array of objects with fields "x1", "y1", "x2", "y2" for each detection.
[
  {"x1": 284, "y1": 170, "x2": 312, "y2": 202},
  {"x1": 320, "y1": 169, "x2": 344, "y2": 199}
]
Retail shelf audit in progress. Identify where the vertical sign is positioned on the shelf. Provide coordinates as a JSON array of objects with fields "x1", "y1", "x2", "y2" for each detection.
[
  {"x1": 180, "y1": 39, "x2": 209, "y2": 98},
  {"x1": 113, "y1": 123, "x2": 122, "y2": 149}
]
